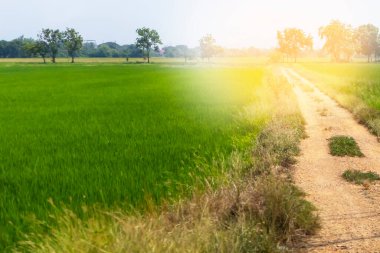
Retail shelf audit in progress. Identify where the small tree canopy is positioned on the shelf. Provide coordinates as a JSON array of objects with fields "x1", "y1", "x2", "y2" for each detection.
[
  {"x1": 38, "y1": 29, "x2": 62, "y2": 63},
  {"x1": 199, "y1": 34, "x2": 218, "y2": 61},
  {"x1": 277, "y1": 28, "x2": 313, "y2": 62},
  {"x1": 63, "y1": 28, "x2": 83, "y2": 63},
  {"x1": 23, "y1": 40, "x2": 49, "y2": 63},
  {"x1": 355, "y1": 24, "x2": 379, "y2": 62},
  {"x1": 135, "y1": 27, "x2": 162, "y2": 63},
  {"x1": 319, "y1": 20, "x2": 356, "y2": 62}
]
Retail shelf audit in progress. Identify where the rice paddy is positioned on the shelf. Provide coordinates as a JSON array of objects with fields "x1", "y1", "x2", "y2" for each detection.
[{"x1": 0, "y1": 63, "x2": 272, "y2": 249}]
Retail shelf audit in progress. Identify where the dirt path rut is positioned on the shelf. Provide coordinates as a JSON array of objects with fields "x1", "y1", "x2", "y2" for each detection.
[{"x1": 282, "y1": 68, "x2": 380, "y2": 252}]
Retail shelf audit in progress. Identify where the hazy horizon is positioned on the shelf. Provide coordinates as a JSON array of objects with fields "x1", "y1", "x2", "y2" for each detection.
[{"x1": 2, "y1": 0, "x2": 380, "y2": 49}]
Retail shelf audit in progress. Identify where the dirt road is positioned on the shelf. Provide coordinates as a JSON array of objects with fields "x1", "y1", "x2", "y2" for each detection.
[{"x1": 282, "y1": 68, "x2": 380, "y2": 252}]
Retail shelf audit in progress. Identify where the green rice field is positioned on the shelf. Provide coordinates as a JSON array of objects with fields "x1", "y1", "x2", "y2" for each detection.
[{"x1": 0, "y1": 63, "x2": 269, "y2": 249}]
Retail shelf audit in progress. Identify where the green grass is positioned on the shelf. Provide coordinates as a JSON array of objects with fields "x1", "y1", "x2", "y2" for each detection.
[
  {"x1": 295, "y1": 63, "x2": 380, "y2": 136},
  {"x1": 297, "y1": 63, "x2": 380, "y2": 109},
  {"x1": 0, "y1": 63, "x2": 271, "y2": 249},
  {"x1": 328, "y1": 136, "x2": 364, "y2": 157},
  {"x1": 12, "y1": 73, "x2": 320, "y2": 253},
  {"x1": 342, "y1": 169, "x2": 380, "y2": 185}
]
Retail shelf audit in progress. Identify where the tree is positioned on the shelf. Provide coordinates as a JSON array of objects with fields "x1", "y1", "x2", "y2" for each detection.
[
  {"x1": 122, "y1": 47, "x2": 131, "y2": 61},
  {"x1": 355, "y1": 24, "x2": 379, "y2": 62},
  {"x1": 319, "y1": 20, "x2": 356, "y2": 62},
  {"x1": 176, "y1": 45, "x2": 190, "y2": 62},
  {"x1": 124, "y1": 44, "x2": 144, "y2": 58},
  {"x1": 23, "y1": 40, "x2": 49, "y2": 63},
  {"x1": 163, "y1": 45, "x2": 191, "y2": 62},
  {"x1": 63, "y1": 28, "x2": 83, "y2": 63},
  {"x1": 135, "y1": 27, "x2": 162, "y2": 63},
  {"x1": 277, "y1": 28, "x2": 313, "y2": 62},
  {"x1": 0, "y1": 37, "x2": 33, "y2": 58},
  {"x1": 200, "y1": 34, "x2": 218, "y2": 61},
  {"x1": 80, "y1": 42, "x2": 97, "y2": 57},
  {"x1": 39, "y1": 29, "x2": 63, "y2": 63}
]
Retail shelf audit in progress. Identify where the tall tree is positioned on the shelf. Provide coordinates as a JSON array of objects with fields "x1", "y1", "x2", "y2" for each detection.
[
  {"x1": 277, "y1": 28, "x2": 313, "y2": 62},
  {"x1": 199, "y1": 34, "x2": 217, "y2": 61},
  {"x1": 38, "y1": 29, "x2": 62, "y2": 63},
  {"x1": 319, "y1": 20, "x2": 356, "y2": 62},
  {"x1": 63, "y1": 28, "x2": 83, "y2": 63},
  {"x1": 355, "y1": 24, "x2": 379, "y2": 62},
  {"x1": 135, "y1": 27, "x2": 162, "y2": 63}
]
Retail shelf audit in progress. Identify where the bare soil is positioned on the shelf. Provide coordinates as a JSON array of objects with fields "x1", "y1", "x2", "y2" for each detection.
[{"x1": 283, "y1": 68, "x2": 380, "y2": 253}]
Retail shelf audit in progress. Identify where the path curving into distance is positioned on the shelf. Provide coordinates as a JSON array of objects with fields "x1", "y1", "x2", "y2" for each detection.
[{"x1": 282, "y1": 68, "x2": 380, "y2": 253}]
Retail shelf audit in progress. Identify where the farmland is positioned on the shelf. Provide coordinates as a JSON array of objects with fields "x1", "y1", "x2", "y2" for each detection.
[
  {"x1": 0, "y1": 62, "x2": 274, "y2": 248},
  {"x1": 3, "y1": 60, "x2": 380, "y2": 251}
]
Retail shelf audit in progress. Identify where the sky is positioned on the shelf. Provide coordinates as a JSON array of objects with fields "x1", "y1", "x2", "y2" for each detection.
[{"x1": 1, "y1": 0, "x2": 380, "y2": 49}]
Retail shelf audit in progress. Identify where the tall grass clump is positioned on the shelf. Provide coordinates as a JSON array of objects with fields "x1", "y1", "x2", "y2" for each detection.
[{"x1": 13, "y1": 71, "x2": 319, "y2": 253}]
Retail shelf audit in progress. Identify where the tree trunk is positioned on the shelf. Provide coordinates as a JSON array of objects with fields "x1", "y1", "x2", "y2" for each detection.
[
  {"x1": 52, "y1": 55, "x2": 56, "y2": 63},
  {"x1": 42, "y1": 56, "x2": 46, "y2": 63},
  {"x1": 71, "y1": 56, "x2": 74, "y2": 63}
]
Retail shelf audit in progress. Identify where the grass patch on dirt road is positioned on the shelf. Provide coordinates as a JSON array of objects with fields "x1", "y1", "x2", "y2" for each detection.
[
  {"x1": 342, "y1": 169, "x2": 380, "y2": 185},
  {"x1": 328, "y1": 136, "x2": 364, "y2": 157}
]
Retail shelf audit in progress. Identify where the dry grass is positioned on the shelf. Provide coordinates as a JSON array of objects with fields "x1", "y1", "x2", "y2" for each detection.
[{"x1": 14, "y1": 122, "x2": 318, "y2": 253}]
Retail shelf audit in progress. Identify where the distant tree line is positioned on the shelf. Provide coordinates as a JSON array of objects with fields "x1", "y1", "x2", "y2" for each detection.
[
  {"x1": 81, "y1": 42, "x2": 147, "y2": 58},
  {"x1": 22, "y1": 28, "x2": 83, "y2": 63},
  {"x1": 4, "y1": 21, "x2": 379, "y2": 64},
  {"x1": 0, "y1": 29, "x2": 225, "y2": 63},
  {"x1": 276, "y1": 20, "x2": 380, "y2": 63},
  {"x1": 320, "y1": 20, "x2": 380, "y2": 62}
]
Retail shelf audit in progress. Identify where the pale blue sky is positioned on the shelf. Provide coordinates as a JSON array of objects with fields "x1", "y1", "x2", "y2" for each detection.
[{"x1": 2, "y1": 0, "x2": 379, "y2": 48}]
